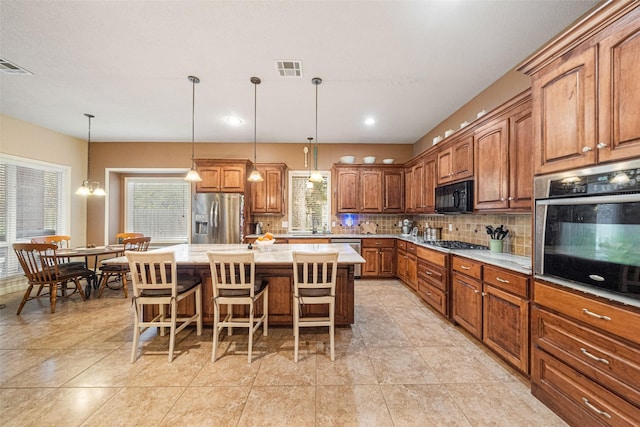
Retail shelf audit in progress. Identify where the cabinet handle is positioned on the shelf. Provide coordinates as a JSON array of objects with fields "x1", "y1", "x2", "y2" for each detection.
[
  {"x1": 582, "y1": 308, "x2": 612, "y2": 321},
  {"x1": 460, "y1": 265, "x2": 471, "y2": 270},
  {"x1": 481, "y1": 292, "x2": 486, "y2": 296},
  {"x1": 596, "y1": 142, "x2": 607, "y2": 149},
  {"x1": 426, "y1": 291, "x2": 432, "y2": 296},
  {"x1": 425, "y1": 271, "x2": 432, "y2": 275},
  {"x1": 508, "y1": 196, "x2": 514, "y2": 201},
  {"x1": 495, "y1": 277, "x2": 510, "y2": 284},
  {"x1": 579, "y1": 347, "x2": 610, "y2": 365},
  {"x1": 500, "y1": 197, "x2": 505, "y2": 201},
  {"x1": 581, "y1": 146, "x2": 593, "y2": 153},
  {"x1": 474, "y1": 289, "x2": 480, "y2": 294},
  {"x1": 581, "y1": 398, "x2": 611, "y2": 419}
]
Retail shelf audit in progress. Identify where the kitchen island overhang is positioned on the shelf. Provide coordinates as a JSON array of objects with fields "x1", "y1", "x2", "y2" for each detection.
[{"x1": 105, "y1": 243, "x2": 365, "y2": 326}]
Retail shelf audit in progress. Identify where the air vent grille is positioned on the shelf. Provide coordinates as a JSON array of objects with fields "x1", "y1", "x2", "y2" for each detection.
[
  {"x1": 0, "y1": 58, "x2": 32, "y2": 75},
  {"x1": 276, "y1": 60, "x2": 302, "y2": 77}
]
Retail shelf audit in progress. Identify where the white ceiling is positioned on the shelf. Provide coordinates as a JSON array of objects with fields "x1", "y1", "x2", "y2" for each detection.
[{"x1": 0, "y1": 0, "x2": 599, "y2": 145}]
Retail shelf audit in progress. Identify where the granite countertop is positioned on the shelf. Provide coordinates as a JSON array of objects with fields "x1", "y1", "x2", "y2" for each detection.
[{"x1": 247, "y1": 233, "x2": 532, "y2": 275}]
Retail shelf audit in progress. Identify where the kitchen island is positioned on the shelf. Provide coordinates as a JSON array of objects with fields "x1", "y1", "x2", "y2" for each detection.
[{"x1": 107, "y1": 243, "x2": 365, "y2": 326}]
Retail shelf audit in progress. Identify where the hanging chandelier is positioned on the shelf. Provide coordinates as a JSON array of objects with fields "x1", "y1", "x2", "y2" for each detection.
[
  {"x1": 75, "y1": 113, "x2": 106, "y2": 196},
  {"x1": 247, "y1": 76, "x2": 264, "y2": 182},
  {"x1": 184, "y1": 75, "x2": 203, "y2": 182},
  {"x1": 309, "y1": 77, "x2": 323, "y2": 183}
]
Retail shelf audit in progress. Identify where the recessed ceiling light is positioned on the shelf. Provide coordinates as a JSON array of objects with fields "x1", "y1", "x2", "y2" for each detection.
[
  {"x1": 225, "y1": 116, "x2": 242, "y2": 126},
  {"x1": 364, "y1": 117, "x2": 376, "y2": 125}
]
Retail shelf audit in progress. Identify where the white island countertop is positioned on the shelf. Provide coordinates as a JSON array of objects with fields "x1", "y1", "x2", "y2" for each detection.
[{"x1": 105, "y1": 243, "x2": 365, "y2": 266}]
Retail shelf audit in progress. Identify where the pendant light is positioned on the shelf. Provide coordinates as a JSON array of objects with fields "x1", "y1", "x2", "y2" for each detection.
[
  {"x1": 309, "y1": 77, "x2": 323, "y2": 183},
  {"x1": 184, "y1": 75, "x2": 203, "y2": 182},
  {"x1": 247, "y1": 76, "x2": 264, "y2": 182},
  {"x1": 306, "y1": 137, "x2": 314, "y2": 188},
  {"x1": 75, "y1": 113, "x2": 106, "y2": 196}
]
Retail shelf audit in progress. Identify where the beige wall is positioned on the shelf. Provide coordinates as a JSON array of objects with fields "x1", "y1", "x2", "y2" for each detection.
[
  {"x1": 0, "y1": 114, "x2": 89, "y2": 247},
  {"x1": 413, "y1": 70, "x2": 531, "y2": 155}
]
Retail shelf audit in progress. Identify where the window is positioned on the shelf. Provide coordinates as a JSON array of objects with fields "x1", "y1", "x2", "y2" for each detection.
[
  {"x1": 288, "y1": 171, "x2": 331, "y2": 233},
  {"x1": 0, "y1": 155, "x2": 69, "y2": 278},
  {"x1": 125, "y1": 177, "x2": 190, "y2": 244}
]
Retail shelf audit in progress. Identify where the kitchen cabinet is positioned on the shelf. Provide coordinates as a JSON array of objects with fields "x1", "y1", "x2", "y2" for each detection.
[
  {"x1": 416, "y1": 246, "x2": 448, "y2": 317},
  {"x1": 452, "y1": 256, "x2": 530, "y2": 373},
  {"x1": 437, "y1": 135, "x2": 473, "y2": 184},
  {"x1": 396, "y1": 240, "x2": 417, "y2": 291},
  {"x1": 531, "y1": 280, "x2": 640, "y2": 426},
  {"x1": 250, "y1": 163, "x2": 286, "y2": 214},
  {"x1": 334, "y1": 165, "x2": 402, "y2": 213},
  {"x1": 474, "y1": 93, "x2": 533, "y2": 211},
  {"x1": 403, "y1": 153, "x2": 436, "y2": 213},
  {"x1": 520, "y1": 3, "x2": 640, "y2": 174},
  {"x1": 195, "y1": 159, "x2": 250, "y2": 193},
  {"x1": 361, "y1": 239, "x2": 395, "y2": 277}
]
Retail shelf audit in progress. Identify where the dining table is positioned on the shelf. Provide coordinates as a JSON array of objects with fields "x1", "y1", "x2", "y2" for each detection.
[{"x1": 53, "y1": 245, "x2": 125, "y2": 297}]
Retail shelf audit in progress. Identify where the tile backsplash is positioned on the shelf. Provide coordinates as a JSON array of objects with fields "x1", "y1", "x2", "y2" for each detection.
[{"x1": 254, "y1": 213, "x2": 532, "y2": 257}]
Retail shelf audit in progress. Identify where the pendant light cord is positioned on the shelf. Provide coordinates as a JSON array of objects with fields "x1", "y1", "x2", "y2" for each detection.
[
  {"x1": 254, "y1": 80, "x2": 257, "y2": 164},
  {"x1": 85, "y1": 113, "x2": 94, "y2": 180},
  {"x1": 191, "y1": 77, "x2": 196, "y2": 164}
]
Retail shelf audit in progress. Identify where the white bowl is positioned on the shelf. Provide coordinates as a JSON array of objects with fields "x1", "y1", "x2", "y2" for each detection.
[
  {"x1": 444, "y1": 129, "x2": 454, "y2": 137},
  {"x1": 340, "y1": 155, "x2": 355, "y2": 164},
  {"x1": 363, "y1": 156, "x2": 376, "y2": 164},
  {"x1": 254, "y1": 238, "x2": 276, "y2": 247},
  {"x1": 382, "y1": 158, "x2": 394, "y2": 164}
]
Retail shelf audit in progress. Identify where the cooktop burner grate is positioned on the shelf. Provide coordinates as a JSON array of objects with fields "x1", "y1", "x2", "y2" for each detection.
[{"x1": 423, "y1": 240, "x2": 489, "y2": 250}]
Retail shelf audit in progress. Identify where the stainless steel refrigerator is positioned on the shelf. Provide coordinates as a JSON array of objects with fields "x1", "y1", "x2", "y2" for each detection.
[{"x1": 192, "y1": 193, "x2": 244, "y2": 244}]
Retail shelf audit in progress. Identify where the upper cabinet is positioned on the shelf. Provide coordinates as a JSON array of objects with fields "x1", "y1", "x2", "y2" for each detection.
[
  {"x1": 404, "y1": 154, "x2": 436, "y2": 214},
  {"x1": 475, "y1": 93, "x2": 533, "y2": 211},
  {"x1": 334, "y1": 165, "x2": 402, "y2": 214},
  {"x1": 195, "y1": 159, "x2": 251, "y2": 193},
  {"x1": 437, "y1": 135, "x2": 473, "y2": 185},
  {"x1": 520, "y1": 3, "x2": 640, "y2": 174},
  {"x1": 250, "y1": 163, "x2": 286, "y2": 214}
]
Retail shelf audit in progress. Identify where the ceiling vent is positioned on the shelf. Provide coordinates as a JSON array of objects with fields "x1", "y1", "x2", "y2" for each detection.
[
  {"x1": 0, "y1": 57, "x2": 32, "y2": 75},
  {"x1": 276, "y1": 60, "x2": 302, "y2": 77}
]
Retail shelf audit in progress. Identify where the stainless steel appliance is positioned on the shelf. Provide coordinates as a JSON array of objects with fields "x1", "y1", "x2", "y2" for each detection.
[
  {"x1": 401, "y1": 219, "x2": 412, "y2": 235},
  {"x1": 423, "y1": 240, "x2": 488, "y2": 250},
  {"x1": 435, "y1": 180, "x2": 474, "y2": 214},
  {"x1": 534, "y1": 159, "x2": 640, "y2": 301},
  {"x1": 192, "y1": 193, "x2": 244, "y2": 244},
  {"x1": 331, "y1": 238, "x2": 361, "y2": 278}
]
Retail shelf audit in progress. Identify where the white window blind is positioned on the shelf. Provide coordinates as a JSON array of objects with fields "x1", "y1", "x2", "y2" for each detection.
[
  {"x1": 288, "y1": 171, "x2": 331, "y2": 233},
  {"x1": 125, "y1": 177, "x2": 190, "y2": 244},
  {"x1": 0, "y1": 156, "x2": 67, "y2": 278}
]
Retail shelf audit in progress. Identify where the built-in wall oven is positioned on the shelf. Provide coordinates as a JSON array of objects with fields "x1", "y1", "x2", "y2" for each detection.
[{"x1": 534, "y1": 159, "x2": 640, "y2": 303}]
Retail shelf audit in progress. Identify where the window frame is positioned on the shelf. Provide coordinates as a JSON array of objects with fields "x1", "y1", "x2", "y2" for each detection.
[{"x1": 287, "y1": 170, "x2": 332, "y2": 233}]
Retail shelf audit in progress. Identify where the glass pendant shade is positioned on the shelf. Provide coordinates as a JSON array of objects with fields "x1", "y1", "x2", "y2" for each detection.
[
  {"x1": 309, "y1": 171, "x2": 323, "y2": 182},
  {"x1": 185, "y1": 75, "x2": 203, "y2": 182},
  {"x1": 248, "y1": 168, "x2": 264, "y2": 182},
  {"x1": 185, "y1": 168, "x2": 202, "y2": 182},
  {"x1": 76, "y1": 113, "x2": 106, "y2": 196},
  {"x1": 248, "y1": 76, "x2": 264, "y2": 182}
]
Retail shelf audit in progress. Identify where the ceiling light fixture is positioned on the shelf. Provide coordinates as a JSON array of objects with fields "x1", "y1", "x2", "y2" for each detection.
[
  {"x1": 184, "y1": 75, "x2": 203, "y2": 182},
  {"x1": 226, "y1": 116, "x2": 242, "y2": 126},
  {"x1": 365, "y1": 117, "x2": 376, "y2": 125},
  {"x1": 247, "y1": 76, "x2": 264, "y2": 182},
  {"x1": 309, "y1": 77, "x2": 323, "y2": 183},
  {"x1": 75, "y1": 113, "x2": 106, "y2": 196}
]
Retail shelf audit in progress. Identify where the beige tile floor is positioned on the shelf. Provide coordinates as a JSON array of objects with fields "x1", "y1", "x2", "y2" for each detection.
[{"x1": 0, "y1": 279, "x2": 567, "y2": 426}]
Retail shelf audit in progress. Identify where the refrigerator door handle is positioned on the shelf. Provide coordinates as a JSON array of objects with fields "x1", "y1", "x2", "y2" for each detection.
[{"x1": 211, "y1": 199, "x2": 219, "y2": 230}]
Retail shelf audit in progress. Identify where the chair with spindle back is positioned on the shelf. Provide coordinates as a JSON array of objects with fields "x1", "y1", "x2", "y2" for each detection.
[
  {"x1": 115, "y1": 232, "x2": 144, "y2": 244},
  {"x1": 98, "y1": 236, "x2": 151, "y2": 298}
]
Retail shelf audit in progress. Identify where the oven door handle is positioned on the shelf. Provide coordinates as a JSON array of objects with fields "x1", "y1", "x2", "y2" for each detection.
[{"x1": 536, "y1": 194, "x2": 640, "y2": 205}]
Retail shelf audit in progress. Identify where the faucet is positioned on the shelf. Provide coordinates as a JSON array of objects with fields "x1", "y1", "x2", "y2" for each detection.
[{"x1": 312, "y1": 217, "x2": 319, "y2": 234}]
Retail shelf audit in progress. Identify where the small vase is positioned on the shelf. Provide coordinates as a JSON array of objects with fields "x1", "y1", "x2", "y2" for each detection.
[{"x1": 489, "y1": 239, "x2": 503, "y2": 253}]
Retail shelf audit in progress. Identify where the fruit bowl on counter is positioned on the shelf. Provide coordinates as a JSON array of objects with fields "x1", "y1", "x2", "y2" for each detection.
[{"x1": 254, "y1": 233, "x2": 276, "y2": 248}]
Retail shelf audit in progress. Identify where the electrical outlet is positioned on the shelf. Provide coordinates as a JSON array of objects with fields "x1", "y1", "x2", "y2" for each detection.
[
  {"x1": 281, "y1": 221, "x2": 288, "y2": 228},
  {"x1": 448, "y1": 223, "x2": 453, "y2": 232},
  {"x1": 332, "y1": 221, "x2": 336, "y2": 227}
]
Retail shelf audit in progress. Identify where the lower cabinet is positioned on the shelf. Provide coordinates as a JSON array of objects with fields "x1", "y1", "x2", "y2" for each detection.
[
  {"x1": 531, "y1": 281, "x2": 640, "y2": 426},
  {"x1": 361, "y1": 239, "x2": 395, "y2": 277},
  {"x1": 416, "y1": 246, "x2": 449, "y2": 317},
  {"x1": 396, "y1": 240, "x2": 417, "y2": 291}
]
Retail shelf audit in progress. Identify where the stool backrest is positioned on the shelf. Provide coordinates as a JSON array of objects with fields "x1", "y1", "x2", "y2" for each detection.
[
  {"x1": 126, "y1": 250, "x2": 177, "y2": 298},
  {"x1": 123, "y1": 236, "x2": 151, "y2": 252},
  {"x1": 116, "y1": 232, "x2": 144, "y2": 244},
  {"x1": 31, "y1": 235, "x2": 72, "y2": 248},
  {"x1": 292, "y1": 251, "x2": 339, "y2": 295},
  {"x1": 207, "y1": 251, "x2": 256, "y2": 298}
]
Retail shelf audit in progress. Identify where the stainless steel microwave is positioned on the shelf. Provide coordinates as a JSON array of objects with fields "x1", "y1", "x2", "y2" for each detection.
[
  {"x1": 534, "y1": 159, "x2": 640, "y2": 302},
  {"x1": 435, "y1": 180, "x2": 473, "y2": 214}
]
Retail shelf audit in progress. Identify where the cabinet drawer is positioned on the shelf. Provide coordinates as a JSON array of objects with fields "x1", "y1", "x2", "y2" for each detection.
[
  {"x1": 418, "y1": 279, "x2": 447, "y2": 316},
  {"x1": 417, "y1": 259, "x2": 446, "y2": 291},
  {"x1": 484, "y1": 265, "x2": 528, "y2": 298},
  {"x1": 406, "y1": 242, "x2": 417, "y2": 254},
  {"x1": 533, "y1": 307, "x2": 640, "y2": 407},
  {"x1": 397, "y1": 240, "x2": 407, "y2": 251},
  {"x1": 417, "y1": 246, "x2": 446, "y2": 266},
  {"x1": 532, "y1": 349, "x2": 640, "y2": 427},
  {"x1": 452, "y1": 256, "x2": 482, "y2": 280},
  {"x1": 534, "y1": 281, "x2": 640, "y2": 346},
  {"x1": 362, "y1": 238, "x2": 395, "y2": 248}
]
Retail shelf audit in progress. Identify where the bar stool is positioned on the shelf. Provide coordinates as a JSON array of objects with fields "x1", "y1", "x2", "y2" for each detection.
[
  {"x1": 292, "y1": 251, "x2": 339, "y2": 362},
  {"x1": 97, "y1": 236, "x2": 151, "y2": 298},
  {"x1": 207, "y1": 251, "x2": 268, "y2": 364}
]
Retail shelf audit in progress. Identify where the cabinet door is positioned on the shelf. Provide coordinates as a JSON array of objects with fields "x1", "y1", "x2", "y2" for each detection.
[
  {"x1": 412, "y1": 161, "x2": 425, "y2": 212},
  {"x1": 251, "y1": 166, "x2": 284, "y2": 214},
  {"x1": 482, "y1": 284, "x2": 529, "y2": 373},
  {"x1": 336, "y1": 169, "x2": 359, "y2": 212},
  {"x1": 379, "y1": 247, "x2": 396, "y2": 276},
  {"x1": 532, "y1": 46, "x2": 597, "y2": 174},
  {"x1": 220, "y1": 166, "x2": 246, "y2": 192},
  {"x1": 404, "y1": 167, "x2": 413, "y2": 212},
  {"x1": 509, "y1": 106, "x2": 533, "y2": 209},
  {"x1": 475, "y1": 119, "x2": 509, "y2": 210},
  {"x1": 423, "y1": 154, "x2": 437, "y2": 213},
  {"x1": 360, "y1": 169, "x2": 383, "y2": 212},
  {"x1": 383, "y1": 169, "x2": 404, "y2": 213},
  {"x1": 437, "y1": 148, "x2": 453, "y2": 184},
  {"x1": 452, "y1": 272, "x2": 483, "y2": 339},
  {"x1": 361, "y1": 247, "x2": 380, "y2": 276},
  {"x1": 452, "y1": 136, "x2": 473, "y2": 180},
  {"x1": 597, "y1": 9, "x2": 640, "y2": 163},
  {"x1": 397, "y1": 250, "x2": 407, "y2": 281},
  {"x1": 407, "y1": 253, "x2": 418, "y2": 291},
  {"x1": 196, "y1": 166, "x2": 221, "y2": 192}
]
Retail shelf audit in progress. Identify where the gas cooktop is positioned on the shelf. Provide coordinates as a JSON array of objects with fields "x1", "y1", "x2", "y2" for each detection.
[{"x1": 423, "y1": 240, "x2": 489, "y2": 250}]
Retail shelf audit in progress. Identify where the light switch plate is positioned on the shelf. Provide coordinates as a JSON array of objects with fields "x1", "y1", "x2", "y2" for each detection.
[{"x1": 281, "y1": 221, "x2": 288, "y2": 228}]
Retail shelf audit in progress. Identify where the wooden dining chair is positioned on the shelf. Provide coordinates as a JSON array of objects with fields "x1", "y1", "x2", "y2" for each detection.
[
  {"x1": 127, "y1": 250, "x2": 202, "y2": 362},
  {"x1": 292, "y1": 251, "x2": 339, "y2": 362},
  {"x1": 31, "y1": 235, "x2": 86, "y2": 269},
  {"x1": 115, "y1": 232, "x2": 144, "y2": 244},
  {"x1": 97, "y1": 236, "x2": 151, "y2": 298},
  {"x1": 13, "y1": 243, "x2": 89, "y2": 314}
]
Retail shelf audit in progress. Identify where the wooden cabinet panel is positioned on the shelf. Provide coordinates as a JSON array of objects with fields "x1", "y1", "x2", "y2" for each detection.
[
  {"x1": 379, "y1": 248, "x2": 395, "y2": 276},
  {"x1": 418, "y1": 279, "x2": 447, "y2": 316},
  {"x1": 336, "y1": 169, "x2": 359, "y2": 212},
  {"x1": 361, "y1": 239, "x2": 395, "y2": 277},
  {"x1": 483, "y1": 265, "x2": 528, "y2": 298},
  {"x1": 195, "y1": 160, "x2": 249, "y2": 193},
  {"x1": 360, "y1": 169, "x2": 383, "y2": 212},
  {"x1": 423, "y1": 154, "x2": 437, "y2": 212},
  {"x1": 475, "y1": 118, "x2": 510, "y2": 209},
  {"x1": 334, "y1": 166, "x2": 399, "y2": 214},
  {"x1": 452, "y1": 256, "x2": 482, "y2": 280},
  {"x1": 397, "y1": 249, "x2": 407, "y2": 282},
  {"x1": 452, "y1": 271, "x2": 483, "y2": 339},
  {"x1": 362, "y1": 247, "x2": 380, "y2": 276},
  {"x1": 437, "y1": 136, "x2": 473, "y2": 184},
  {"x1": 197, "y1": 167, "x2": 221, "y2": 191},
  {"x1": 412, "y1": 160, "x2": 425, "y2": 211},
  {"x1": 597, "y1": 8, "x2": 640, "y2": 163},
  {"x1": 383, "y1": 169, "x2": 404, "y2": 213},
  {"x1": 509, "y1": 106, "x2": 533, "y2": 209},
  {"x1": 404, "y1": 166, "x2": 414, "y2": 212},
  {"x1": 437, "y1": 148, "x2": 453, "y2": 184},
  {"x1": 483, "y1": 284, "x2": 529, "y2": 372},
  {"x1": 251, "y1": 164, "x2": 285, "y2": 214}
]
